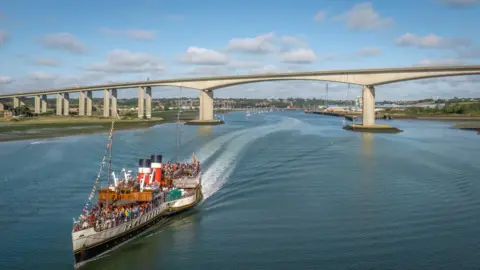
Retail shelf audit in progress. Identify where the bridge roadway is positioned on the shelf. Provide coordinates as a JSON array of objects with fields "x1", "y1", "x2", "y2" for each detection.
[{"x1": 1, "y1": 65, "x2": 480, "y2": 127}]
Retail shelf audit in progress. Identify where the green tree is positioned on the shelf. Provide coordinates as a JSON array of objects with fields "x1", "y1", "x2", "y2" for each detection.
[{"x1": 13, "y1": 105, "x2": 33, "y2": 116}]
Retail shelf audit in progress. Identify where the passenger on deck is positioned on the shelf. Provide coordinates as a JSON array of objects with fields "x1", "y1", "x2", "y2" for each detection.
[{"x1": 73, "y1": 160, "x2": 199, "y2": 233}]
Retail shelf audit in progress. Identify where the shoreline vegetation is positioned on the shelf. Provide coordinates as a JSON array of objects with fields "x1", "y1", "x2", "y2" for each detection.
[
  {"x1": 2, "y1": 104, "x2": 480, "y2": 142},
  {"x1": 0, "y1": 110, "x2": 207, "y2": 142},
  {"x1": 309, "y1": 111, "x2": 480, "y2": 134},
  {"x1": 382, "y1": 105, "x2": 480, "y2": 134},
  {"x1": 307, "y1": 101, "x2": 480, "y2": 134}
]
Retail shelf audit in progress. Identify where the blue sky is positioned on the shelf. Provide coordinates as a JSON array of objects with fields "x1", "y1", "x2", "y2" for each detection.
[{"x1": 1, "y1": 0, "x2": 480, "y2": 100}]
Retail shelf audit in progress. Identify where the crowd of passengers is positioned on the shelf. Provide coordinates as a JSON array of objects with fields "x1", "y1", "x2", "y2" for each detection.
[
  {"x1": 114, "y1": 161, "x2": 200, "y2": 187},
  {"x1": 72, "y1": 161, "x2": 200, "y2": 232},
  {"x1": 73, "y1": 197, "x2": 163, "y2": 232},
  {"x1": 165, "y1": 161, "x2": 200, "y2": 178}
]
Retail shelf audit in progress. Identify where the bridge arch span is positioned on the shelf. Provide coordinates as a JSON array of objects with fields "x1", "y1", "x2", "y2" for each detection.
[
  {"x1": 201, "y1": 70, "x2": 480, "y2": 91},
  {"x1": 366, "y1": 70, "x2": 480, "y2": 86},
  {"x1": 139, "y1": 84, "x2": 202, "y2": 92},
  {"x1": 207, "y1": 77, "x2": 359, "y2": 91}
]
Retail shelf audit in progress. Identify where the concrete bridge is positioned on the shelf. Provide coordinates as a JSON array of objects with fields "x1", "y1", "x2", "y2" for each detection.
[{"x1": 1, "y1": 65, "x2": 480, "y2": 127}]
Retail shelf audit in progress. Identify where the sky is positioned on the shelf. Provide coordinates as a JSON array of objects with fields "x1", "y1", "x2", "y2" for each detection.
[{"x1": 1, "y1": 0, "x2": 480, "y2": 101}]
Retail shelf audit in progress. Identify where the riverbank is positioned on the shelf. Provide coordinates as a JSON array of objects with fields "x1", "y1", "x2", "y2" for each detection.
[
  {"x1": 453, "y1": 122, "x2": 480, "y2": 134},
  {"x1": 309, "y1": 111, "x2": 480, "y2": 134},
  {"x1": 312, "y1": 111, "x2": 480, "y2": 120},
  {"x1": 0, "y1": 110, "x2": 202, "y2": 142}
]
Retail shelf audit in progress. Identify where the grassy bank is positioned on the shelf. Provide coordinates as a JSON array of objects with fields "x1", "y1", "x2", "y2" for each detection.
[
  {"x1": 453, "y1": 122, "x2": 480, "y2": 134},
  {"x1": 313, "y1": 111, "x2": 480, "y2": 121},
  {"x1": 380, "y1": 113, "x2": 480, "y2": 121},
  {"x1": 311, "y1": 110, "x2": 480, "y2": 135},
  {"x1": 0, "y1": 110, "x2": 201, "y2": 142}
]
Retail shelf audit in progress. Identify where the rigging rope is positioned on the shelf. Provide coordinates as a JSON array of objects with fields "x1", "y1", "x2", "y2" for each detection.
[{"x1": 79, "y1": 120, "x2": 115, "y2": 216}]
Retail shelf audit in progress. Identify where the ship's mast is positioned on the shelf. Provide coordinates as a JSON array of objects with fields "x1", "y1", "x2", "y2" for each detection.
[{"x1": 106, "y1": 121, "x2": 114, "y2": 209}]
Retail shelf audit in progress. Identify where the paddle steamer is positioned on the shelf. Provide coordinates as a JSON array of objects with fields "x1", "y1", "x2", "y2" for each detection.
[{"x1": 71, "y1": 121, "x2": 202, "y2": 267}]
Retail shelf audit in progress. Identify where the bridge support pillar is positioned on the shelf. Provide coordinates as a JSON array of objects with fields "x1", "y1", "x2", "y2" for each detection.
[
  {"x1": 79, "y1": 91, "x2": 85, "y2": 116},
  {"x1": 13, "y1": 97, "x2": 19, "y2": 108},
  {"x1": 343, "y1": 85, "x2": 402, "y2": 133},
  {"x1": 86, "y1": 91, "x2": 92, "y2": 116},
  {"x1": 34, "y1": 95, "x2": 41, "y2": 114},
  {"x1": 103, "y1": 89, "x2": 110, "y2": 118},
  {"x1": 200, "y1": 90, "x2": 214, "y2": 121},
  {"x1": 56, "y1": 93, "x2": 63, "y2": 116},
  {"x1": 111, "y1": 89, "x2": 117, "y2": 118},
  {"x1": 138, "y1": 87, "x2": 144, "y2": 119},
  {"x1": 41, "y1": 95, "x2": 47, "y2": 113},
  {"x1": 362, "y1": 85, "x2": 375, "y2": 126},
  {"x1": 145, "y1": 86, "x2": 152, "y2": 119},
  {"x1": 63, "y1": 93, "x2": 70, "y2": 116}
]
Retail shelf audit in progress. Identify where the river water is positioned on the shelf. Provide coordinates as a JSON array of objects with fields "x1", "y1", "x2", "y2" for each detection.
[{"x1": 1, "y1": 111, "x2": 479, "y2": 270}]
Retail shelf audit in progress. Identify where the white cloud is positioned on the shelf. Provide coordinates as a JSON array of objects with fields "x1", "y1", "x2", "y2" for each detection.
[
  {"x1": 184, "y1": 61, "x2": 264, "y2": 76},
  {"x1": 314, "y1": 11, "x2": 326, "y2": 22},
  {"x1": 246, "y1": 65, "x2": 307, "y2": 75},
  {"x1": 180, "y1": 47, "x2": 229, "y2": 65},
  {"x1": 0, "y1": 76, "x2": 13, "y2": 84},
  {"x1": 438, "y1": 0, "x2": 480, "y2": 7},
  {"x1": 227, "y1": 33, "x2": 277, "y2": 54},
  {"x1": 356, "y1": 47, "x2": 382, "y2": 56},
  {"x1": 415, "y1": 75, "x2": 480, "y2": 87},
  {"x1": 249, "y1": 65, "x2": 281, "y2": 74},
  {"x1": 395, "y1": 33, "x2": 471, "y2": 49},
  {"x1": 280, "y1": 48, "x2": 317, "y2": 64},
  {"x1": 34, "y1": 57, "x2": 59, "y2": 66},
  {"x1": 84, "y1": 49, "x2": 165, "y2": 73},
  {"x1": 29, "y1": 71, "x2": 58, "y2": 80},
  {"x1": 0, "y1": 30, "x2": 8, "y2": 47},
  {"x1": 0, "y1": 72, "x2": 109, "y2": 93},
  {"x1": 384, "y1": 75, "x2": 480, "y2": 100},
  {"x1": 39, "y1": 33, "x2": 86, "y2": 54},
  {"x1": 280, "y1": 35, "x2": 308, "y2": 48},
  {"x1": 334, "y1": 2, "x2": 392, "y2": 30},
  {"x1": 415, "y1": 58, "x2": 466, "y2": 66},
  {"x1": 186, "y1": 67, "x2": 223, "y2": 75},
  {"x1": 99, "y1": 27, "x2": 156, "y2": 41}
]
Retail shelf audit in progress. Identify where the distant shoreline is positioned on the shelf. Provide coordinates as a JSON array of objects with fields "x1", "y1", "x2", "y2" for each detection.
[
  {"x1": 2, "y1": 110, "x2": 479, "y2": 143},
  {"x1": 310, "y1": 111, "x2": 480, "y2": 134},
  {"x1": 0, "y1": 118, "x2": 166, "y2": 142},
  {"x1": 0, "y1": 110, "x2": 205, "y2": 142}
]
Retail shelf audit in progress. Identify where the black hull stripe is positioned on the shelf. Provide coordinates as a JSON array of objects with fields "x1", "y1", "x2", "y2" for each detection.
[{"x1": 74, "y1": 197, "x2": 201, "y2": 266}]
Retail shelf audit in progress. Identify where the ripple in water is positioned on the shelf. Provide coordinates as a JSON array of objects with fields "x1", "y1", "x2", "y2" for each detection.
[{"x1": 1, "y1": 112, "x2": 480, "y2": 270}]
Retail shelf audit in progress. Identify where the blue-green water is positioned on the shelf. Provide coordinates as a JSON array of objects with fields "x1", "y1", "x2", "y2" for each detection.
[{"x1": 1, "y1": 111, "x2": 479, "y2": 270}]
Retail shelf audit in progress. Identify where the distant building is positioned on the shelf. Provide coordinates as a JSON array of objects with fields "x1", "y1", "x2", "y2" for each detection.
[{"x1": 4, "y1": 111, "x2": 13, "y2": 119}]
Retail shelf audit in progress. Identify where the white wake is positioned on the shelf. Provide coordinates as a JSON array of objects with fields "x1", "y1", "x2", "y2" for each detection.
[{"x1": 200, "y1": 117, "x2": 302, "y2": 200}]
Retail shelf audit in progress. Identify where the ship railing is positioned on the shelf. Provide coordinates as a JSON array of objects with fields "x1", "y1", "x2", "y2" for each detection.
[
  {"x1": 93, "y1": 203, "x2": 157, "y2": 232},
  {"x1": 73, "y1": 197, "x2": 164, "y2": 233}
]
